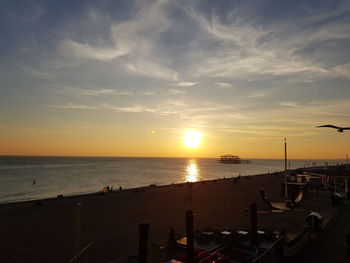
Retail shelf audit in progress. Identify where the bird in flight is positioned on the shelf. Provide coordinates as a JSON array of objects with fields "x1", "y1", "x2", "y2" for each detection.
[{"x1": 316, "y1": 125, "x2": 350, "y2": 132}]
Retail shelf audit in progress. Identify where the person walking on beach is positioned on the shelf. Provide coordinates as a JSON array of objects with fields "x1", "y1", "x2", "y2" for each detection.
[{"x1": 32, "y1": 180, "x2": 36, "y2": 186}]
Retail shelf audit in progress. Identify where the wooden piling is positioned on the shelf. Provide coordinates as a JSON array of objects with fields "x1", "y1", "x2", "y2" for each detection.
[
  {"x1": 250, "y1": 203, "x2": 258, "y2": 247},
  {"x1": 186, "y1": 210, "x2": 194, "y2": 263},
  {"x1": 138, "y1": 223, "x2": 149, "y2": 263}
]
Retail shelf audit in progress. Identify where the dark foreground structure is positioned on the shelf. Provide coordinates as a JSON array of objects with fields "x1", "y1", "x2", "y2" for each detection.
[{"x1": 1, "y1": 165, "x2": 349, "y2": 262}]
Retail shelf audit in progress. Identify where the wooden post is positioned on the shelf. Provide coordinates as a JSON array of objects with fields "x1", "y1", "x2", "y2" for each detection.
[
  {"x1": 186, "y1": 183, "x2": 193, "y2": 211},
  {"x1": 139, "y1": 223, "x2": 149, "y2": 263},
  {"x1": 345, "y1": 177, "x2": 348, "y2": 196},
  {"x1": 75, "y1": 202, "x2": 82, "y2": 254},
  {"x1": 186, "y1": 210, "x2": 194, "y2": 263},
  {"x1": 250, "y1": 203, "x2": 258, "y2": 247}
]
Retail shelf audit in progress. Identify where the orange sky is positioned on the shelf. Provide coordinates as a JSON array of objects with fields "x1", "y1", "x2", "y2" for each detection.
[{"x1": 1, "y1": 125, "x2": 349, "y2": 159}]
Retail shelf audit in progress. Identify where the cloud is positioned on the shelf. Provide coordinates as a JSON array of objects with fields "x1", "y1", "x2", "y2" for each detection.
[
  {"x1": 163, "y1": 99, "x2": 187, "y2": 107},
  {"x1": 303, "y1": 99, "x2": 350, "y2": 117},
  {"x1": 281, "y1": 102, "x2": 300, "y2": 108},
  {"x1": 46, "y1": 103, "x2": 155, "y2": 113},
  {"x1": 216, "y1": 82, "x2": 233, "y2": 88},
  {"x1": 247, "y1": 92, "x2": 269, "y2": 98},
  {"x1": 125, "y1": 61, "x2": 177, "y2": 80},
  {"x1": 276, "y1": 99, "x2": 350, "y2": 119},
  {"x1": 46, "y1": 103, "x2": 97, "y2": 110},
  {"x1": 55, "y1": 0, "x2": 178, "y2": 81},
  {"x1": 60, "y1": 39, "x2": 128, "y2": 61},
  {"x1": 78, "y1": 89, "x2": 131, "y2": 96},
  {"x1": 182, "y1": 6, "x2": 349, "y2": 80},
  {"x1": 169, "y1": 89, "x2": 187, "y2": 95},
  {"x1": 110, "y1": 105, "x2": 155, "y2": 113},
  {"x1": 57, "y1": 87, "x2": 132, "y2": 96},
  {"x1": 333, "y1": 63, "x2": 350, "y2": 78},
  {"x1": 176, "y1": 81, "x2": 197, "y2": 87},
  {"x1": 22, "y1": 67, "x2": 54, "y2": 80},
  {"x1": 108, "y1": 0, "x2": 179, "y2": 80},
  {"x1": 48, "y1": 1, "x2": 350, "y2": 85}
]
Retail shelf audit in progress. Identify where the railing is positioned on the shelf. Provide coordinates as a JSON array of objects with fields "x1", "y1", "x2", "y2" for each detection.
[
  {"x1": 251, "y1": 236, "x2": 285, "y2": 263},
  {"x1": 69, "y1": 241, "x2": 93, "y2": 263}
]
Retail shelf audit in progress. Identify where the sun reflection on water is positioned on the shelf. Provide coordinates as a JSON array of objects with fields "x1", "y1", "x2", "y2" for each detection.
[{"x1": 185, "y1": 161, "x2": 200, "y2": 182}]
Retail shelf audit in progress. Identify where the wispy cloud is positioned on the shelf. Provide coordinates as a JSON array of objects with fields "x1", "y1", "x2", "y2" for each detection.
[
  {"x1": 176, "y1": 81, "x2": 197, "y2": 87},
  {"x1": 216, "y1": 82, "x2": 233, "y2": 88},
  {"x1": 60, "y1": 39, "x2": 128, "y2": 61},
  {"x1": 110, "y1": 105, "x2": 155, "y2": 113},
  {"x1": 169, "y1": 89, "x2": 187, "y2": 95},
  {"x1": 281, "y1": 101, "x2": 300, "y2": 108},
  {"x1": 50, "y1": 1, "x2": 350, "y2": 84},
  {"x1": 182, "y1": 6, "x2": 349, "y2": 80},
  {"x1": 246, "y1": 92, "x2": 269, "y2": 98},
  {"x1": 57, "y1": 87, "x2": 132, "y2": 96},
  {"x1": 80, "y1": 89, "x2": 131, "y2": 96},
  {"x1": 302, "y1": 100, "x2": 350, "y2": 118},
  {"x1": 125, "y1": 61, "x2": 177, "y2": 80},
  {"x1": 46, "y1": 103, "x2": 97, "y2": 110},
  {"x1": 54, "y1": 0, "x2": 178, "y2": 81},
  {"x1": 333, "y1": 63, "x2": 350, "y2": 79},
  {"x1": 22, "y1": 67, "x2": 54, "y2": 80},
  {"x1": 46, "y1": 103, "x2": 155, "y2": 113}
]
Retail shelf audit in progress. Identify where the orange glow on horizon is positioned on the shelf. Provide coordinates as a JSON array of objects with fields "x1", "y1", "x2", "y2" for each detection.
[{"x1": 0, "y1": 125, "x2": 349, "y2": 159}]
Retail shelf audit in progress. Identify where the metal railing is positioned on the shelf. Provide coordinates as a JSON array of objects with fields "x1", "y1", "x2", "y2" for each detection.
[{"x1": 69, "y1": 242, "x2": 93, "y2": 263}]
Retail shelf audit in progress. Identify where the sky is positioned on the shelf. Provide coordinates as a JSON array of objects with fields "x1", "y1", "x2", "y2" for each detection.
[{"x1": 0, "y1": 0, "x2": 350, "y2": 159}]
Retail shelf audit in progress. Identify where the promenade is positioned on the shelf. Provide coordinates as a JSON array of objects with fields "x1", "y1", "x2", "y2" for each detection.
[{"x1": 301, "y1": 200, "x2": 349, "y2": 263}]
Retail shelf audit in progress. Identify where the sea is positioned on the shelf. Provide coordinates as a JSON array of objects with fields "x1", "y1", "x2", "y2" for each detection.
[{"x1": 0, "y1": 156, "x2": 345, "y2": 204}]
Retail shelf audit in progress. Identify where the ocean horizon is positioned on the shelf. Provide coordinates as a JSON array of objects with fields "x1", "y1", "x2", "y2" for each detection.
[{"x1": 0, "y1": 156, "x2": 346, "y2": 204}]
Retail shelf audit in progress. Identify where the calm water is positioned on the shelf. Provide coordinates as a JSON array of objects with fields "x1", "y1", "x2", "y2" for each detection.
[{"x1": 0, "y1": 156, "x2": 344, "y2": 203}]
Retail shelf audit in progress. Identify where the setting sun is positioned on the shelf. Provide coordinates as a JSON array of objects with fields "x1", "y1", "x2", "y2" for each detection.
[{"x1": 183, "y1": 130, "x2": 202, "y2": 149}]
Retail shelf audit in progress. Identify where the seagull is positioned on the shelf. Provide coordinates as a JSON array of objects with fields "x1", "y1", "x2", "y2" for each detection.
[{"x1": 316, "y1": 125, "x2": 350, "y2": 132}]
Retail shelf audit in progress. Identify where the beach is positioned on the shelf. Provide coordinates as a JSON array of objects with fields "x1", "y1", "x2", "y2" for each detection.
[{"x1": 0, "y1": 170, "x2": 335, "y2": 263}]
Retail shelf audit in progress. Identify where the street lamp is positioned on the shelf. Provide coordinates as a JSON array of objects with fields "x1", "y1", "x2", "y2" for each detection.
[{"x1": 284, "y1": 138, "x2": 288, "y2": 198}]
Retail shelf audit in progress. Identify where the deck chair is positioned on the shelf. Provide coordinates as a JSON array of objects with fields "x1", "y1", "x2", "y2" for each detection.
[{"x1": 259, "y1": 188, "x2": 291, "y2": 211}]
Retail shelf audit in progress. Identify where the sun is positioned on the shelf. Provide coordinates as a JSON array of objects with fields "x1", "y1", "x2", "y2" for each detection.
[{"x1": 183, "y1": 130, "x2": 202, "y2": 149}]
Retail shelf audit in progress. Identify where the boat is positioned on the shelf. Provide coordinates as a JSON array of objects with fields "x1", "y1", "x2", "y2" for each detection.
[{"x1": 218, "y1": 155, "x2": 251, "y2": 164}]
